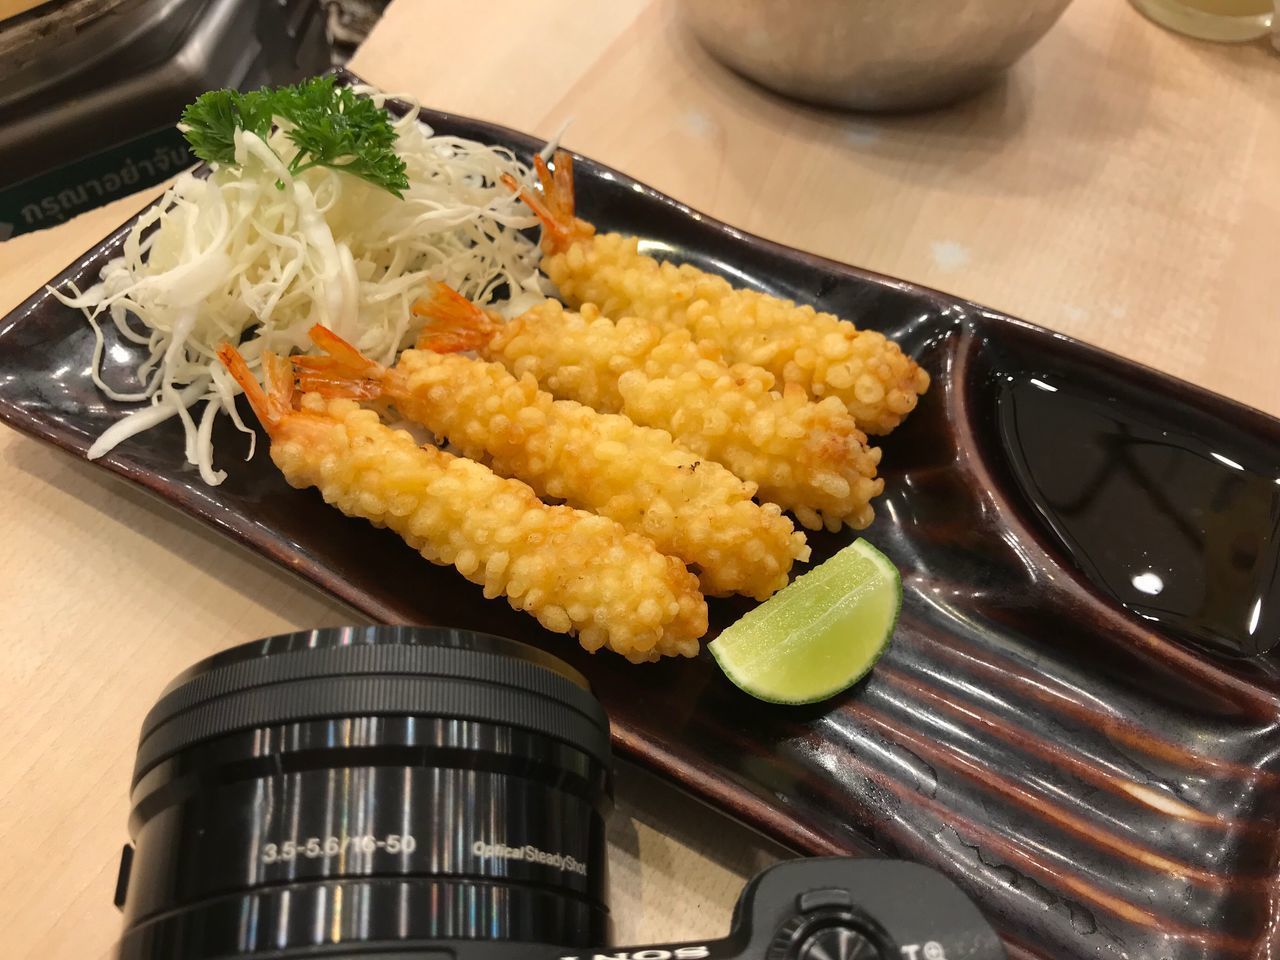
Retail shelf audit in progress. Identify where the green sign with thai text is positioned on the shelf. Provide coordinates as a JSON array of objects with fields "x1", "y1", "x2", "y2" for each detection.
[{"x1": 0, "y1": 126, "x2": 191, "y2": 240}]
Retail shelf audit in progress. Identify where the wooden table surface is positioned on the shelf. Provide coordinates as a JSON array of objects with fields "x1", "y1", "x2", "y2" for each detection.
[{"x1": 2, "y1": 1, "x2": 1276, "y2": 956}]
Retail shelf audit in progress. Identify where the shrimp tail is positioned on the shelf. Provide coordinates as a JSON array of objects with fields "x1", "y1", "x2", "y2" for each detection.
[
  {"x1": 500, "y1": 150, "x2": 584, "y2": 253},
  {"x1": 501, "y1": 171, "x2": 572, "y2": 251},
  {"x1": 218, "y1": 344, "x2": 292, "y2": 433},
  {"x1": 412, "y1": 281, "x2": 500, "y2": 353},
  {"x1": 538, "y1": 151, "x2": 576, "y2": 224},
  {"x1": 291, "y1": 325, "x2": 386, "y2": 400}
]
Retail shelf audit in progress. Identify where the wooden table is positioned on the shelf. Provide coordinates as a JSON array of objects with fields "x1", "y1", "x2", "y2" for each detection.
[{"x1": 2, "y1": 1, "x2": 1275, "y2": 956}]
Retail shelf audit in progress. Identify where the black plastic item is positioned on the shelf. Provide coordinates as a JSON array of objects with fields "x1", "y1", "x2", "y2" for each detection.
[
  {"x1": 116, "y1": 626, "x2": 615, "y2": 959},
  {"x1": 563, "y1": 859, "x2": 1001, "y2": 960},
  {"x1": 115, "y1": 627, "x2": 1005, "y2": 959},
  {"x1": 0, "y1": 0, "x2": 329, "y2": 238}
]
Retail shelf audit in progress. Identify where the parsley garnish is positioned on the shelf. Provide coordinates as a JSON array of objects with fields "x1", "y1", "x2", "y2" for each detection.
[{"x1": 179, "y1": 76, "x2": 409, "y2": 198}]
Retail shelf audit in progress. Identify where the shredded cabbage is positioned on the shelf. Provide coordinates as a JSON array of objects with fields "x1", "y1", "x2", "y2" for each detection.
[{"x1": 53, "y1": 88, "x2": 544, "y2": 485}]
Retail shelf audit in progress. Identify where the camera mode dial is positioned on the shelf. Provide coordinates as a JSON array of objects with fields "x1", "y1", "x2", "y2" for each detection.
[{"x1": 766, "y1": 887, "x2": 893, "y2": 960}]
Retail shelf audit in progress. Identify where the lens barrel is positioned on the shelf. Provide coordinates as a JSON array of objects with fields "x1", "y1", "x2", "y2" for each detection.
[{"x1": 117, "y1": 627, "x2": 614, "y2": 959}]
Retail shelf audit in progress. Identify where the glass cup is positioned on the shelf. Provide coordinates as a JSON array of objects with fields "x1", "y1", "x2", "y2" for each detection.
[{"x1": 1130, "y1": 0, "x2": 1275, "y2": 41}]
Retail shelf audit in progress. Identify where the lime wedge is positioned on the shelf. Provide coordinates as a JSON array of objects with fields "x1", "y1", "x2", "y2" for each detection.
[{"x1": 709, "y1": 538, "x2": 901, "y2": 704}]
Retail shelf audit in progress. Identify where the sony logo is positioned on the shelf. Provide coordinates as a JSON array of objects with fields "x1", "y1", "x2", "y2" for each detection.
[{"x1": 559, "y1": 948, "x2": 711, "y2": 960}]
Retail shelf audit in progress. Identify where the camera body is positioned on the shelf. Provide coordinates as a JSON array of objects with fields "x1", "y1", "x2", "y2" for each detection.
[
  {"x1": 460, "y1": 858, "x2": 1004, "y2": 960},
  {"x1": 114, "y1": 628, "x2": 1004, "y2": 960}
]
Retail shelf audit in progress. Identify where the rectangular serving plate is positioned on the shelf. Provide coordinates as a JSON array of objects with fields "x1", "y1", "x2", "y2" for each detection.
[{"x1": 3, "y1": 73, "x2": 1279, "y2": 959}]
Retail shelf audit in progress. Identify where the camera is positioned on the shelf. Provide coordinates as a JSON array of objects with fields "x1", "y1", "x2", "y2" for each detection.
[{"x1": 113, "y1": 626, "x2": 1004, "y2": 960}]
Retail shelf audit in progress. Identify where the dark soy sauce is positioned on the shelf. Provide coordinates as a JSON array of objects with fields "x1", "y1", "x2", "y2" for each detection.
[{"x1": 997, "y1": 373, "x2": 1280, "y2": 659}]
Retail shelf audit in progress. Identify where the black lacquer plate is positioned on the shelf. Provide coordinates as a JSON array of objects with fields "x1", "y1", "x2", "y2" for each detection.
[{"x1": 3, "y1": 76, "x2": 1279, "y2": 960}]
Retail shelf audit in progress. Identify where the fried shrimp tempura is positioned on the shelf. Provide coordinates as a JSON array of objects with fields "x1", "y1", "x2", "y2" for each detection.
[
  {"x1": 294, "y1": 325, "x2": 808, "y2": 599},
  {"x1": 218, "y1": 345, "x2": 706, "y2": 662},
  {"x1": 416, "y1": 287, "x2": 884, "y2": 532},
  {"x1": 502, "y1": 152, "x2": 930, "y2": 436}
]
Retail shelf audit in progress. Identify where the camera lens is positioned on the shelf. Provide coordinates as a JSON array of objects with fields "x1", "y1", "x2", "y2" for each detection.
[{"x1": 116, "y1": 626, "x2": 613, "y2": 959}]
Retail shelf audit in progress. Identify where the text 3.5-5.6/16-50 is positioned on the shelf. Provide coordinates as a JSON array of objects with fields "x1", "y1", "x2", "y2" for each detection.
[{"x1": 262, "y1": 834, "x2": 417, "y2": 863}]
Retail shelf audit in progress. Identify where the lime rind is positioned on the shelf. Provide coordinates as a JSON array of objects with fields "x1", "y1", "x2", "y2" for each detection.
[{"x1": 709, "y1": 538, "x2": 901, "y2": 705}]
